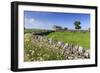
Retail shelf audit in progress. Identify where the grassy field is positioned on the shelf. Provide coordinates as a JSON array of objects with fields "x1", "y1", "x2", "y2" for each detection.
[
  {"x1": 47, "y1": 31, "x2": 90, "y2": 48},
  {"x1": 24, "y1": 29, "x2": 90, "y2": 61},
  {"x1": 25, "y1": 29, "x2": 90, "y2": 48},
  {"x1": 24, "y1": 29, "x2": 50, "y2": 34}
]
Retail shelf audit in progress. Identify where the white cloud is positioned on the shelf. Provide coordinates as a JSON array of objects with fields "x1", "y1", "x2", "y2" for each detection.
[
  {"x1": 25, "y1": 17, "x2": 35, "y2": 25},
  {"x1": 24, "y1": 17, "x2": 46, "y2": 29},
  {"x1": 24, "y1": 17, "x2": 53, "y2": 30},
  {"x1": 29, "y1": 18, "x2": 35, "y2": 23}
]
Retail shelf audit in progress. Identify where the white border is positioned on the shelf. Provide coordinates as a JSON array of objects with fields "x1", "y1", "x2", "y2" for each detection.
[{"x1": 18, "y1": 5, "x2": 95, "y2": 68}]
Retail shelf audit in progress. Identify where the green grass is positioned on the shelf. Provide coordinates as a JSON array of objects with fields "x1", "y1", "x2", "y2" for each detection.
[
  {"x1": 24, "y1": 29, "x2": 50, "y2": 34},
  {"x1": 24, "y1": 30, "x2": 90, "y2": 61},
  {"x1": 25, "y1": 29, "x2": 90, "y2": 48},
  {"x1": 47, "y1": 31, "x2": 90, "y2": 48}
]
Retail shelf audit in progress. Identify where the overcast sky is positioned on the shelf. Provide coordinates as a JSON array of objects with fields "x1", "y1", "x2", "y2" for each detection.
[{"x1": 24, "y1": 11, "x2": 90, "y2": 30}]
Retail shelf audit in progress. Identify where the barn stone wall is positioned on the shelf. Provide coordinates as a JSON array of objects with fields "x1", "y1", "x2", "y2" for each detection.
[{"x1": 32, "y1": 34, "x2": 90, "y2": 60}]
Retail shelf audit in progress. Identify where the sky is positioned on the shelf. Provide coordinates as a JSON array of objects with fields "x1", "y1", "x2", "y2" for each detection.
[{"x1": 24, "y1": 11, "x2": 90, "y2": 30}]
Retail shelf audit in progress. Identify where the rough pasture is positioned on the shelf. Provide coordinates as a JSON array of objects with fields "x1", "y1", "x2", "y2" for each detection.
[
  {"x1": 24, "y1": 32, "x2": 90, "y2": 61},
  {"x1": 47, "y1": 31, "x2": 90, "y2": 48}
]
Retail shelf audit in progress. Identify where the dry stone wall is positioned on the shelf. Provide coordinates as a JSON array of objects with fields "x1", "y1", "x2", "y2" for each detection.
[{"x1": 32, "y1": 34, "x2": 90, "y2": 60}]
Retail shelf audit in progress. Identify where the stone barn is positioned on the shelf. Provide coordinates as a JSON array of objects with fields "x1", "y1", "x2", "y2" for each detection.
[{"x1": 52, "y1": 25, "x2": 62, "y2": 31}]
